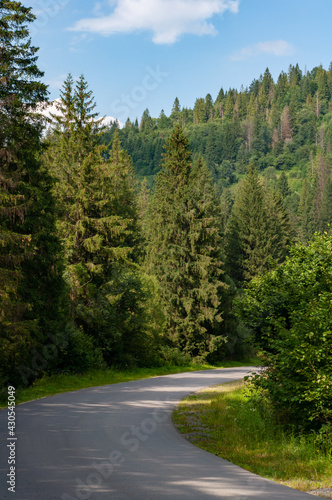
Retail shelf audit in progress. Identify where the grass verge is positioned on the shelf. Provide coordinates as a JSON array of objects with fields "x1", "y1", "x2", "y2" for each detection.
[
  {"x1": 172, "y1": 381, "x2": 332, "y2": 494},
  {"x1": 0, "y1": 359, "x2": 257, "y2": 408}
]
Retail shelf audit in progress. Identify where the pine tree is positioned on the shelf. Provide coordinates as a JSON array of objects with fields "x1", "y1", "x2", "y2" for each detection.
[
  {"x1": 258, "y1": 68, "x2": 273, "y2": 111},
  {"x1": 146, "y1": 127, "x2": 227, "y2": 356},
  {"x1": 298, "y1": 179, "x2": 313, "y2": 241},
  {"x1": 137, "y1": 177, "x2": 150, "y2": 249},
  {"x1": 224, "y1": 89, "x2": 235, "y2": 119},
  {"x1": 205, "y1": 93, "x2": 214, "y2": 120},
  {"x1": 157, "y1": 109, "x2": 170, "y2": 129},
  {"x1": 193, "y1": 97, "x2": 207, "y2": 123},
  {"x1": 225, "y1": 165, "x2": 288, "y2": 285},
  {"x1": 214, "y1": 87, "x2": 225, "y2": 119},
  {"x1": 140, "y1": 108, "x2": 154, "y2": 133},
  {"x1": 266, "y1": 188, "x2": 293, "y2": 263},
  {"x1": 170, "y1": 97, "x2": 181, "y2": 124},
  {"x1": 46, "y1": 77, "x2": 148, "y2": 365},
  {"x1": 0, "y1": 1, "x2": 67, "y2": 385},
  {"x1": 277, "y1": 171, "x2": 291, "y2": 198}
]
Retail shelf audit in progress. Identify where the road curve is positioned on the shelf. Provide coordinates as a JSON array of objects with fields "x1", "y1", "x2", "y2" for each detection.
[{"x1": 0, "y1": 367, "x2": 312, "y2": 500}]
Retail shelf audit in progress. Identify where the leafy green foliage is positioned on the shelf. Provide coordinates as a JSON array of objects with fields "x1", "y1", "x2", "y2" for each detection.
[
  {"x1": 56, "y1": 325, "x2": 106, "y2": 374},
  {"x1": 237, "y1": 231, "x2": 332, "y2": 431}
]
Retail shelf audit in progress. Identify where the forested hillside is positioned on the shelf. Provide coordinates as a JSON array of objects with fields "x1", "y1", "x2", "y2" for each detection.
[
  {"x1": 1, "y1": 1, "x2": 331, "y2": 440},
  {"x1": 105, "y1": 63, "x2": 332, "y2": 241}
]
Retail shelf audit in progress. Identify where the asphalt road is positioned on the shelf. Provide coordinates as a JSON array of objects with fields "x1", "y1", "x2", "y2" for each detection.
[{"x1": 0, "y1": 367, "x2": 313, "y2": 499}]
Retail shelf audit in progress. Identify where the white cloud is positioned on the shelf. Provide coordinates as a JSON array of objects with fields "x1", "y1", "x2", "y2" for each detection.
[
  {"x1": 35, "y1": 99, "x2": 63, "y2": 120},
  {"x1": 101, "y1": 115, "x2": 124, "y2": 128},
  {"x1": 231, "y1": 40, "x2": 295, "y2": 61},
  {"x1": 69, "y1": 0, "x2": 239, "y2": 44}
]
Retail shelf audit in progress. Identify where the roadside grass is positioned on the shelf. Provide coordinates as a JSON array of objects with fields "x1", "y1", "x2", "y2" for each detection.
[
  {"x1": 172, "y1": 381, "x2": 332, "y2": 493},
  {"x1": 0, "y1": 359, "x2": 258, "y2": 408}
]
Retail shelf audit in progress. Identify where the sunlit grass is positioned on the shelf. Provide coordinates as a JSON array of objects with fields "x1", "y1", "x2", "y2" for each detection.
[
  {"x1": 0, "y1": 359, "x2": 257, "y2": 408},
  {"x1": 173, "y1": 381, "x2": 332, "y2": 493}
]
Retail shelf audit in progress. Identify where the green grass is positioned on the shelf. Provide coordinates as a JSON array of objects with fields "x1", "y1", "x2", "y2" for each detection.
[
  {"x1": 0, "y1": 359, "x2": 258, "y2": 408},
  {"x1": 173, "y1": 381, "x2": 332, "y2": 493}
]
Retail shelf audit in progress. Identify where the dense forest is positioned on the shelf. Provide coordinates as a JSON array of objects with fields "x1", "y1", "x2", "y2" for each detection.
[
  {"x1": 105, "y1": 62, "x2": 332, "y2": 242},
  {"x1": 1, "y1": 2, "x2": 331, "y2": 437}
]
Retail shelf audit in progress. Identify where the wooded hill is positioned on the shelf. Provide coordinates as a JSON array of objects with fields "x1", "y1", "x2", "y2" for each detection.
[{"x1": 105, "y1": 63, "x2": 332, "y2": 242}]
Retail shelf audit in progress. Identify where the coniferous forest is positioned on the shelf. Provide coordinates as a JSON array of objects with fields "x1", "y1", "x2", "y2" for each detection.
[{"x1": 1, "y1": 2, "x2": 332, "y2": 438}]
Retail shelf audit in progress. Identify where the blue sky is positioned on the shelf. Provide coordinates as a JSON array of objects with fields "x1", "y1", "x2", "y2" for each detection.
[{"x1": 29, "y1": 0, "x2": 332, "y2": 124}]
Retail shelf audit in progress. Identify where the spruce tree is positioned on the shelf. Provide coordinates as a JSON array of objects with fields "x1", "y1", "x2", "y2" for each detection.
[
  {"x1": 146, "y1": 126, "x2": 227, "y2": 356},
  {"x1": 0, "y1": 1, "x2": 67, "y2": 385},
  {"x1": 46, "y1": 81, "x2": 149, "y2": 365},
  {"x1": 298, "y1": 179, "x2": 313, "y2": 242},
  {"x1": 266, "y1": 188, "x2": 293, "y2": 263},
  {"x1": 277, "y1": 171, "x2": 291, "y2": 198},
  {"x1": 225, "y1": 165, "x2": 290, "y2": 285}
]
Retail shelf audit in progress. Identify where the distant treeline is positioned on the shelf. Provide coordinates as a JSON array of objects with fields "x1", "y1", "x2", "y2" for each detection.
[{"x1": 103, "y1": 63, "x2": 332, "y2": 240}]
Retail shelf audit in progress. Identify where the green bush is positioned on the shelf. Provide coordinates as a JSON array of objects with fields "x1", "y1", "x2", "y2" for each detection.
[
  {"x1": 237, "y1": 231, "x2": 332, "y2": 432},
  {"x1": 57, "y1": 325, "x2": 106, "y2": 373},
  {"x1": 159, "y1": 346, "x2": 192, "y2": 366}
]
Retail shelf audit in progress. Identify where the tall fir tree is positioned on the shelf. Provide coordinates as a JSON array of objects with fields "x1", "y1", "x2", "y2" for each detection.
[
  {"x1": 46, "y1": 81, "x2": 150, "y2": 365},
  {"x1": 146, "y1": 126, "x2": 227, "y2": 357},
  {"x1": 0, "y1": 1, "x2": 67, "y2": 385},
  {"x1": 277, "y1": 171, "x2": 291, "y2": 198},
  {"x1": 266, "y1": 187, "x2": 293, "y2": 263},
  {"x1": 225, "y1": 165, "x2": 290, "y2": 285},
  {"x1": 298, "y1": 179, "x2": 313, "y2": 242}
]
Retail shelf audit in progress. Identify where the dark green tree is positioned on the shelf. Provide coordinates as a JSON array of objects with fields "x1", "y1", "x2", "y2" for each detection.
[
  {"x1": 277, "y1": 171, "x2": 291, "y2": 197},
  {"x1": 214, "y1": 87, "x2": 225, "y2": 119},
  {"x1": 298, "y1": 179, "x2": 313, "y2": 241},
  {"x1": 157, "y1": 109, "x2": 170, "y2": 129},
  {"x1": 140, "y1": 108, "x2": 155, "y2": 133},
  {"x1": 205, "y1": 93, "x2": 214, "y2": 120},
  {"x1": 146, "y1": 127, "x2": 227, "y2": 357},
  {"x1": 170, "y1": 97, "x2": 181, "y2": 124},
  {"x1": 46, "y1": 77, "x2": 151, "y2": 366},
  {"x1": 225, "y1": 165, "x2": 289, "y2": 285},
  {"x1": 266, "y1": 187, "x2": 293, "y2": 263},
  {"x1": 0, "y1": 1, "x2": 68, "y2": 386},
  {"x1": 224, "y1": 165, "x2": 270, "y2": 284},
  {"x1": 258, "y1": 68, "x2": 273, "y2": 110}
]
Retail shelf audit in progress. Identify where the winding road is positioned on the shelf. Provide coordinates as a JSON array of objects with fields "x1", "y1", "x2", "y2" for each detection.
[{"x1": 0, "y1": 367, "x2": 312, "y2": 499}]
